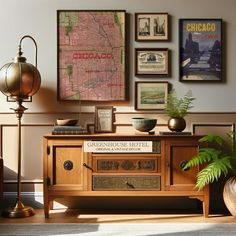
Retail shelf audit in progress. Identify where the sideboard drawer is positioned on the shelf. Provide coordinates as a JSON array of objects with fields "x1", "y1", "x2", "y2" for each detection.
[
  {"x1": 93, "y1": 155, "x2": 160, "y2": 173},
  {"x1": 92, "y1": 175, "x2": 161, "y2": 190}
]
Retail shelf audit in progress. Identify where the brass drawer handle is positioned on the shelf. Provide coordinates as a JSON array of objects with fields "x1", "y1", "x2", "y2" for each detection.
[
  {"x1": 83, "y1": 163, "x2": 93, "y2": 172},
  {"x1": 125, "y1": 181, "x2": 135, "y2": 189}
]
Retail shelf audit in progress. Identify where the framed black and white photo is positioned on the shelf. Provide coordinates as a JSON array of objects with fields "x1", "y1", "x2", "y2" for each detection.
[
  {"x1": 135, "y1": 81, "x2": 169, "y2": 110},
  {"x1": 94, "y1": 106, "x2": 114, "y2": 133},
  {"x1": 135, "y1": 48, "x2": 169, "y2": 76},
  {"x1": 135, "y1": 13, "x2": 169, "y2": 41},
  {"x1": 179, "y1": 19, "x2": 222, "y2": 82}
]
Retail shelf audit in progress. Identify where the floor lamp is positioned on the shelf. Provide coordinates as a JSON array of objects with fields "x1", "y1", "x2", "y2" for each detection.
[{"x1": 0, "y1": 35, "x2": 41, "y2": 218}]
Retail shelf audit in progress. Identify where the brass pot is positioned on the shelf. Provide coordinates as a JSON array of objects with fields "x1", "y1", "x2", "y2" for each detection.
[
  {"x1": 168, "y1": 117, "x2": 186, "y2": 132},
  {"x1": 223, "y1": 176, "x2": 236, "y2": 216}
]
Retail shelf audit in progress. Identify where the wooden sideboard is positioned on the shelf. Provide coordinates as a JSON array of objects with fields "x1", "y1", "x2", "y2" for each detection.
[{"x1": 43, "y1": 134, "x2": 209, "y2": 218}]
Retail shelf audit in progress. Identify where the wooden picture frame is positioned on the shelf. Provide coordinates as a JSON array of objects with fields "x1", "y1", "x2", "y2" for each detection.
[
  {"x1": 57, "y1": 10, "x2": 126, "y2": 101},
  {"x1": 135, "y1": 48, "x2": 169, "y2": 76},
  {"x1": 135, "y1": 81, "x2": 169, "y2": 110},
  {"x1": 192, "y1": 123, "x2": 235, "y2": 135},
  {"x1": 135, "y1": 12, "x2": 169, "y2": 41},
  {"x1": 94, "y1": 106, "x2": 114, "y2": 133},
  {"x1": 179, "y1": 18, "x2": 222, "y2": 82}
]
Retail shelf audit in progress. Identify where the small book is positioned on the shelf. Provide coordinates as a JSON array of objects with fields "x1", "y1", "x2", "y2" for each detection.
[
  {"x1": 52, "y1": 130, "x2": 88, "y2": 135},
  {"x1": 52, "y1": 125, "x2": 84, "y2": 131},
  {"x1": 159, "y1": 131, "x2": 192, "y2": 135}
]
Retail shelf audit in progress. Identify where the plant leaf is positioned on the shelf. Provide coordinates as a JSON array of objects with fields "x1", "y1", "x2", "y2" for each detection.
[
  {"x1": 183, "y1": 147, "x2": 222, "y2": 170},
  {"x1": 195, "y1": 157, "x2": 231, "y2": 190},
  {"x1": 164, "y1": 89, "x2": 195, "y2": 118},
  {"x1": 199, "y1": 134, "x2": 224, "y2": 146}
]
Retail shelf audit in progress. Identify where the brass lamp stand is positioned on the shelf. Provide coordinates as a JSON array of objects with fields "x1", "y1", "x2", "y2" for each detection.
[
  {"x1": 0, "y1": 35, "x2": 41, "y2": 218},
  {"x1": 2, "y1": 100, "x2": 35, "y2": 217}
]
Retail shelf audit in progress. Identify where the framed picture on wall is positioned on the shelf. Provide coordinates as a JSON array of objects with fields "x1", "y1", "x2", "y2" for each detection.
[
  {"x1": 179, "y1": 19, "x2": 222, "y2": 82},
  {"x1": 94, "y1": 106, "x2": 114, "y2": 133},
  {"x1": 135, "y1": 48, "x2": 169, "y2": 76},
  {"x1": 135, "y1": 81, "x2": 169, "y2": 110},
  {"x1": 57, "y1": 10, "x2": 126, "y2": 101},
  {"x1": 135, "y1": 13, "x2": 169, "y2": 41}
]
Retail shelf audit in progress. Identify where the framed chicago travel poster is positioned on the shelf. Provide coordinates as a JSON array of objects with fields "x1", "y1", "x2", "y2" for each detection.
[
  {"x1": 57, "y1": 10, "x2": 126, "y2": 101},
  {"x1": 179, "y1": 19, "x2": 222, "y2": 82}
]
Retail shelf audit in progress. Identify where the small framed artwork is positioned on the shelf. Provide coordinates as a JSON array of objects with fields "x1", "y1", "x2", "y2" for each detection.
[
  {"x1": 135, "y1": 81, "x2": 169, "y2": 110},
  {"x1": 95, "y1": 106, "x2": 114, "y2": 133},
  {"x1": 135, "y1": 48, "x2": 169, "y2": 76},
  {"x1": 179, "y1": 19, "x2": 222, "y2": 82},
  {"x1": 135, "y1": 13, "x2": 169, "y2": 41}
]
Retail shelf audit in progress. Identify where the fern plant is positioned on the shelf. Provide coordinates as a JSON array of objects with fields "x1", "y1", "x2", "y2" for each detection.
[
  {"x1": 183, "y1": 133, "x2": 236, "y2": 190},
  {"x1": 164, "y1": 90, "x2": 195, "y2": 118}
]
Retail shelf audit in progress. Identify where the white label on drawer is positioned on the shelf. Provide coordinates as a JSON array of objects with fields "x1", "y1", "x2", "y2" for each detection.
[{"x1": 84, "y1": 141, "x2": 153, "y2": 153}]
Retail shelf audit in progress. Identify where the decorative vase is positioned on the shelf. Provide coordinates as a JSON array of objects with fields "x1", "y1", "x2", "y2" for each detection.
[
  {"x1": 168, "y1": 117, "x2": 186, "y2": 132},
  {"x1": 223, "y1": 176, "x2": 236, "y2": 216}
]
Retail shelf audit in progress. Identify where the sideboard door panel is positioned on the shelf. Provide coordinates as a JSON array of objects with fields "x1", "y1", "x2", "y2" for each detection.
[
  {"x1": 47, "y1": 140, "x2": 87, "y2": 191},
  {"x1": 54, "y1": 146, "x2": 83, "y2": 186},
  {"x1": 165, "y1": 140, "x2": 199, "y2": 191}
]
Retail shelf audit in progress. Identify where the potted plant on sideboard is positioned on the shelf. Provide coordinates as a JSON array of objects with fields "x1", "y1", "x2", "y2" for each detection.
[
  {"x1": 183, "y1": 133, "x2": 236, "y2": 216},
  {"x1": 164, "y1": 89, "x2": 195, "y2": 132}
]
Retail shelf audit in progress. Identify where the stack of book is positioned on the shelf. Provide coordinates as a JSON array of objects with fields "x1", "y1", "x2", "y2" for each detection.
[{"x1": 52, "y1": 125, "x2": 87, "y2": 135}]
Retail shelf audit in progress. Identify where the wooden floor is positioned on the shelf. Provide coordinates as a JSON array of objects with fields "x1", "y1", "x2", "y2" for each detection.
[{"x1": 0, "y1": 209, "x2": 235, "y2": 224}]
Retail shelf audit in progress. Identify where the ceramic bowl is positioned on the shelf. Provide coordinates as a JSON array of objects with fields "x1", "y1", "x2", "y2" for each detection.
[
  {"x1": 131, "y1": 118, "x2": 157, "y2": 132},
  {"x1": 56, "y1": 119, "x2": 78, "y2": 126}
]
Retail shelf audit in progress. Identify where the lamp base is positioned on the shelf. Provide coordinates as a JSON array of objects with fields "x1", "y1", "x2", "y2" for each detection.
[{"x1": 2, "y1": 201, "x2": 35, "y2": 218}]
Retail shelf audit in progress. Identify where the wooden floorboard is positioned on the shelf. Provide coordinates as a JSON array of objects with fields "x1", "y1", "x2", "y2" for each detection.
[{"x1": 0, "y1": 209, "x2": 235, "y2": 224}]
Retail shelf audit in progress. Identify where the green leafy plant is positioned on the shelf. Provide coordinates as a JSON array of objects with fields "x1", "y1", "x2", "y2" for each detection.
[
  {"x1": 164, "y1": 90, "x2": 195, "y2": 118},
  {"x1": 183, "y1": 133, "x2": 236, "y2": 190}
]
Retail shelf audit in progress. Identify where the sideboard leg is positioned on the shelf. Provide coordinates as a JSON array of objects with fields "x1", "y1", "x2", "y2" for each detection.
[
  {"x1": 203, "y1": 186, "x2": 210, "y2": 218},
  {"x1": 44, "y1": 195, "x2": 51, "y2": 218},
  {"x1": 44, "y1": 202, "x2": 50, "y2": 218}
]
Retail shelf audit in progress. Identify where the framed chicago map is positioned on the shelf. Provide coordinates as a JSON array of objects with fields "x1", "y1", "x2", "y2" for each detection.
[{"x1": 57, "y1": 10, "x2": 126, "y2": 101}]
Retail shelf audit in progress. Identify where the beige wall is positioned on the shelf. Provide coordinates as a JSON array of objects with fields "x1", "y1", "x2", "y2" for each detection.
[{"x1": 0, "y1": 0, "x2": 236, "y2": 210}]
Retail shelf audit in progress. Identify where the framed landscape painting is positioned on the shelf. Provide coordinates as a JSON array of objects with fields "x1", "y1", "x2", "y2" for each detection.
[
  {"x1": 135, "y1": 81, "x2": 168, "y2": 110},
  {"x1": 57, "y1": 10, "x2": 126, "y2": 101},
  {"x1": 179, "y1": 19, "x2": 222, "y2": 82}
]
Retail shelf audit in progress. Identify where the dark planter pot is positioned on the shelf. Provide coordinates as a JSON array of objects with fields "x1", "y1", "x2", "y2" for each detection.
[
  {"x1": 168, "y1": 117, "x2": 186, "y2": 132},
  {"x1": 223, "y1": 176, "x2": 236, "y2": 216}
]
